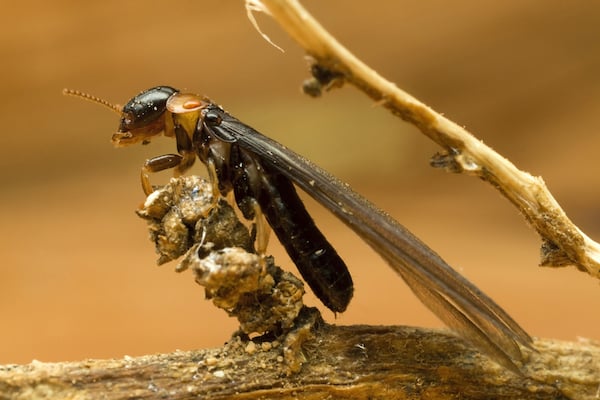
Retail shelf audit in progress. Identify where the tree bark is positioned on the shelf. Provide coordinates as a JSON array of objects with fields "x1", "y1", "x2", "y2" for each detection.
[{"x1": 1, "y1": 324, "x2": 598, "y2": 399}]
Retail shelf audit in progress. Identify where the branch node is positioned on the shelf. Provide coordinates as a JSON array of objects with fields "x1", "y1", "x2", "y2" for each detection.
[
  {"x1": 540, "y1": 239, "x2": 581, "y2": 269},
  {"x1": 430, "y1": 151, "x2": 465, "y2": 174},
  {"x1": 302, "y1": 62, "x2": 345, "y2": 97}
]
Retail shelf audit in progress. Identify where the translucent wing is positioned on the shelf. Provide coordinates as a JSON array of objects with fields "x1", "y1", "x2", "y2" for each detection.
[{"x1": 206, "y1": 107, "x2": 532, "y2": 372}]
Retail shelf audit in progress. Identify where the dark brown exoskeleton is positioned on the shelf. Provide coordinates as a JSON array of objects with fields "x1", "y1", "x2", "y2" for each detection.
[
  {"x1": 66, "y1": 86, "x2": 353, "y2": 313},
  {"x1": 64, "y1": 86, "x2": 533, "y2": 372}
]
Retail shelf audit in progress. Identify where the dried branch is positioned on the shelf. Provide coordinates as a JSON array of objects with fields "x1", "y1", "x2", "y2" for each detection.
[
  {"x1": 1, "y1": 328, "x2": 598, "y2": 400},
  {"x1": 246, "y1": 0, "x2": 600, "y2": 279}
]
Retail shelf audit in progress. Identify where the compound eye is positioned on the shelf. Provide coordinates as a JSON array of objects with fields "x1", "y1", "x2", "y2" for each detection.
[
  {"x1": 118, "y1": 113, "x2": 134, "y2": 128},
  {"x1": 118, "y1": 86, "x2": 178, "y2": 131}
]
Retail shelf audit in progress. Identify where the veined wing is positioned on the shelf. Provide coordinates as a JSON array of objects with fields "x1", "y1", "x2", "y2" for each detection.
[{"x1": 206, "y1": 107, "x2": 533, "y2": 372}]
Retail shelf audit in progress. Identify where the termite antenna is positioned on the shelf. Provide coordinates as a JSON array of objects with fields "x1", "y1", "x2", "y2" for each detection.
[{"x1": 62, "y1": 88, "x2": 122, "y2": 114}]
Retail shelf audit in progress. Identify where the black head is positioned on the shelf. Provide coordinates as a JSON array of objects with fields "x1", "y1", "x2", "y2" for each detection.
[{"x1": 118, "y1": 86, "x2": 179, "y2": 132}]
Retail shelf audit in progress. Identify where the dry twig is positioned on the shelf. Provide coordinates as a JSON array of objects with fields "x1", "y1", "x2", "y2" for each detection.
[
  {"x1": 246, "y1": 0, "x2": 600, "y2": 279},
  {"x1": 1, "y1": 329, "x2": 599, "y2": 399}
]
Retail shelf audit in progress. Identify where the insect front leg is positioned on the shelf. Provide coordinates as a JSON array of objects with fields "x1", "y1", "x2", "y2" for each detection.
[
  {"x1": 141, "y1": 151, "x2": 194, "y2": 195},
  {"x1": 174, "y1": 151, "x2": 196, "y2": 177}
]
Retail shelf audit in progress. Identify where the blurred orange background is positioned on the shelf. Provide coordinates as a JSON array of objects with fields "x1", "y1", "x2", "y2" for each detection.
[{"x1": 1, "y1": 1, "x2": 599, "y2": 364}]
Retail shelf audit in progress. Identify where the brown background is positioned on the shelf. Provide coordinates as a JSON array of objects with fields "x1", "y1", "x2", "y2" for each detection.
[{"x1": 1, "y1": 1, "x2": 599, "y2": 364}]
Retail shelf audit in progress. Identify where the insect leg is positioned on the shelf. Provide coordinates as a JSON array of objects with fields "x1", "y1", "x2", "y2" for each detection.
[
  {"x1": 205, "y1": 158, "x2": 224, "y2": 203},
  {"x1": 140, "y1": 147, "x2": 195, "y2": 196},
  {"x1": 141, "y1": 153, "x2": 184, "y2": 195},
  {"x1": 249, "y1": 197, "x2": 272, "y2": 269},
  {"x1": 174, "y1": 151, "x2": 196, "y2": 177}
]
